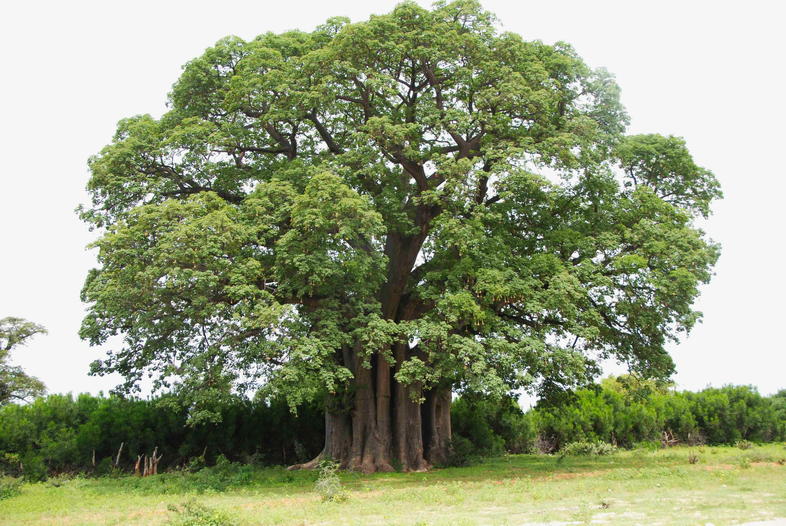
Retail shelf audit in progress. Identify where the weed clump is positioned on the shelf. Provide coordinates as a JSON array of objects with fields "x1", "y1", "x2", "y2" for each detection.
[
  {"x1": 633, "y1": 440, "x2": 661, "y2": 451},
  {"x1": 736, "y1": 439, "x2": 754, "y2": 450},
  {"x1": 687, "y1": 450, "x2": 700, "y2": 464},
  {"x1": 560, "y1": 441, "x2": 617, "y2": 457},
  {"x1": 0, "y1": 476, "x2": 22, "y2": 500},
  {"x1": 315, "y1": 460, "x2": 347, "y2": 502},
  {"x1": 166, "y1": 500, "x2": 233, "y2": 526}
]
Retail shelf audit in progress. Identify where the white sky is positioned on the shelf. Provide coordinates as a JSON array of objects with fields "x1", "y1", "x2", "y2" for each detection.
[{"x1": 1, "y1": 0, "x2": 784, "y2": 398}]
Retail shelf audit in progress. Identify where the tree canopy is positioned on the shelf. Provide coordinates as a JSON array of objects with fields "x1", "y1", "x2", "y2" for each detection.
[
  {"x1": 0, "y1": 317, "x2": 47, "y2": 405},
  {"x1": 80, "y1": 0, "x2": 721, "y2": 471}
]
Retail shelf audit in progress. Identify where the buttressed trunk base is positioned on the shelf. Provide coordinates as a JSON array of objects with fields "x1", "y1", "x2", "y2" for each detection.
[{"x1": 289, "y1": 349, "x2": 452, "y2": 473}]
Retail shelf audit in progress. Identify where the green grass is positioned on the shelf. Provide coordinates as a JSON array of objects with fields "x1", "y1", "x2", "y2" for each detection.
[{"x1": 1, "y1": 444, "x2": 785, "y2": 525}]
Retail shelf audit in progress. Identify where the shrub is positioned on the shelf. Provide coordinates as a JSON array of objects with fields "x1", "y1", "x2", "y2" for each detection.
[
  {"x1": 0, "y1": 452, "x2": 21, "y2": 477},
  {"x1": 0, "y1": 393, "x2": 324, "y2": 477},
  {"x1": 444, "y1": 435, "x2": 476, "y2": 467},
  {"x1": 0, "y1": 476, "x2": 22, "y2": 500},
  {"x1": 166, "y1": 500, "x2": 233, "y2": 526},
  {"x1": 533, "y1": 383, "x2": 786, "y2": 450},
  {"x1": 450, "y1": 399, "x2": 504, "y2": 456},
  {"x1": 560, "y1": 441, "x2": 617, "y2": 456},
  {"x1": 633, "y1": 440, "x2": 661, "y2": 451},
  {"x1": 314, "y1": 460, "x2": 347, "y2": 502},
  {"x1": 185, "y1": 455, "x2": 207, "y2": 473},
  {"x1": 535, "y1": 434, "x2": 558, "y2": 454},
  {"x1": 1, "y1": 383, "x2": 784, "y2": 478},
  {"x1": 21, "y1": 453, "x2": 47, "y2": 482},
  {"x1": 736, "y1": 439, "x2": 753, "y2": 450}
]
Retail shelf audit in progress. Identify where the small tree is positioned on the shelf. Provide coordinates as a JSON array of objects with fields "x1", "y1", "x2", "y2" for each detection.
[
  {"x1": 80, "y1": 1, "x2": 721, "y2": 471},
  {"x1": 0, "y1": 317, "x2": 47, "y2": 405}
]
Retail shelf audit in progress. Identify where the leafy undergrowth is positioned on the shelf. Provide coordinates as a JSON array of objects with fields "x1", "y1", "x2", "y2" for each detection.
[
  {"x1": 1, "y1": 444, "x2": 785, "y2": 525},
  {"x1": 165, "y1": 500, "x2": 235, "y2": 526},
  {"x1": 0, "y1": 476, "x2": 22, "y2": 500}
]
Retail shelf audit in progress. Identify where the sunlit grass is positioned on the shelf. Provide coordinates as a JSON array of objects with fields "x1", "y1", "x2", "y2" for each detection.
[{"x1": 1, "y1": 444, "x2": 785, "y2": 525}]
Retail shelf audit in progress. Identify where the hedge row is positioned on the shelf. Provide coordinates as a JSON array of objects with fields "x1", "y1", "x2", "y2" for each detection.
[
  {"x1": 1, "y1": 382, "x2": 784, "y2": 478},
  {"x1": 452, "y1": 383, "x2": 786, "y2": 457},
  {"x1": 0, "y1": 394, "x2": 323, "y2": 480}
]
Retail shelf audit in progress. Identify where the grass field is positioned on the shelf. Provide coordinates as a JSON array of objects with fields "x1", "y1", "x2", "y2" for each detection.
[{"x1": 1, "y1": 444, "x2": 785, "y2": 525}]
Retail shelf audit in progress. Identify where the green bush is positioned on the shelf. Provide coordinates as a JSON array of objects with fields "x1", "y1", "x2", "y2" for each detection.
[
  {"x1": 0, "y1": 476, "x2": 22, "y2": 500},
  {"x1": 21, "y1": 453, "x2": 47, "y2": 482},
  {"x1": 166, "y1": 500, "x2": 234, "y2": 526},
  {"x1": 1, "y1": 382, "x2": 783, "y2": 477},
  {"x1": 444, "y1": 435, "x2": 476, "y2": 467},
  {"x1": 534, "y1": 383, "x2": 785, "y2": 452},
  {"x1": 0, "y1": 393, "x2": 323, "y2": 477},
  {"x1": 633, "y1": 440, "x2": 661, "y2": 451},
  {"x1": 560, "y1": 441, "x2": 617, "y2": 456},
  {"x1": 451, "y1": 395, "x2": 535, "y2": 457}
]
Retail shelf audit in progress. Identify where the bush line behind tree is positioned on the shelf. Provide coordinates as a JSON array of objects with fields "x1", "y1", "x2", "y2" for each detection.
[
  {"x1": 0, "y1": 395, "x2": 323, "y2": 481},
  {"x1": 1, "y1": 383, "x2": 784, "y2": 479}
]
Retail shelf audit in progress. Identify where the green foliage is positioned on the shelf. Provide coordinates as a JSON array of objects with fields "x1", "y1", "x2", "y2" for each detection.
[
  {"x1": 20, "y1": 453, "x2": 48, "y2": 482},
  {"x1": 315, "y1": 459, "x2": 347, "y2": 502},
  {"x1": 686, "y1": 386, "x2": 782, "y2": 444},
  {"x1": 0, "y1": 317, "x2": 47, "y2": 406},
  {"x1": 736, "y1": 439, "x2": 753, "y2": 450},
  {"x1": 616, "y1": 134, "x2": 722, "y2": 218},
  {"x1": 450, "y1": 380, "x2": 785, "y2": 458},
  {"x1": 78, "y1": 0, "x2": 721, "y2": 423},
  {"x1": 444, "y1": 435, "x2": 476, "y2": 467},
  {"x1": 0, "y1": 475, "x2": 22, "y2": 500},
  {"x1": 737, "y1": 455, "x2": 752, "y2": 469},
  {"x1": 534, "y1": 382, "x2": 786, "y2": 451},
  {"x1": 451, "y1": 395, "x2": 536, "y2": 457},
  {"x1": 4, "y1": 383, "x2": 782, "y2": 477},
  {"x1": 0, "y1": 393, "x2": 322, "y2": 478},
  {"x1": 166, "y1": 500, "x2": 234, "y2": 526},
  {"x1": 560, "y1": 440, "x2": 617, "y2": 456},
  {"x1": 2, "y1": 383, "x2": 783, "y2": 476}
]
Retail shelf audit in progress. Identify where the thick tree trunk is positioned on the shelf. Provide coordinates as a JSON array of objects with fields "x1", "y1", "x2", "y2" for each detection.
[
  {"x1": 346, "y1": 353, "x2": 394, "y2": 473},
  {"x1": 423, "y1": 386, "x2": 452, "y2": 465},
  {"x1": 288, "y1": 403, "x2": 351, "y2": 470},
  {"x1": 291, "y1": 348, "x2": 445, "y2": 473},
  {"x1": 293, "y1": 228, "x2": 445, "y2": 473},
  {"x1": 393, "y1": 343, "x2": 429, "y2": 471}
]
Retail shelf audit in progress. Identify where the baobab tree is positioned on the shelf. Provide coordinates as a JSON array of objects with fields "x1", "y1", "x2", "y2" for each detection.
[{"x1": 80, "y1": 1, "x2": 721, "y2": 472}]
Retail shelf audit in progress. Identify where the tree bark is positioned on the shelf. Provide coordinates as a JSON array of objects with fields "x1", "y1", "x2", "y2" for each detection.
[
  {"x1": 346, "y1": 352, "x2": 395, "y2": 473},
  {"x1": 293, "y1": 224, "x2": 446, "y2": 472},
  {"x1": 288, "y1": 403, "x2": 351, "y2": 470},
  {"x1": 291, "y1": 347, "x2": 445, "y2": 473},
  {"x1": 393, "y1": 343, "x2": 429, "y2": 472},
  {"x1": 423, "y1": 386, "x2": 452, "y2": 466}
]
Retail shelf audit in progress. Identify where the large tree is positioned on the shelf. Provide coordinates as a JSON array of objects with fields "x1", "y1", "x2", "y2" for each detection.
[
  {"x1": 80, "y1": 1, "x2": 721, "y2": 472},
  {"x1": 0, "y1": 317, "x2": 47, "y2": 405}
]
